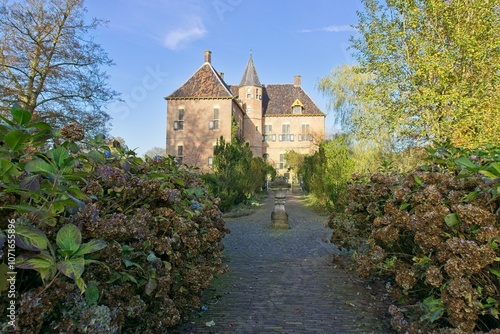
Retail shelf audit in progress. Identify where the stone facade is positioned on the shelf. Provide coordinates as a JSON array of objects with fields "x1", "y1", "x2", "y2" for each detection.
[{"x1": 165, "y1": 50, "x2": 325, "y2": 173}]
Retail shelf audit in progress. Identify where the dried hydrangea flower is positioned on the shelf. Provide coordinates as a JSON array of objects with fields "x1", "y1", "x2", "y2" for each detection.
[
  {"x1": 60, "y1": 122, "x2": 85, "y2": 141},
  {"x1": 425, "y1": 265, "x2": 444, "y2": 288}
]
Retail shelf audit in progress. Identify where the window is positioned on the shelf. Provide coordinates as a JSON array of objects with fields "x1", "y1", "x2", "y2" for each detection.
[
  {"x1": 276, "y1": 154, "x2": 285, "y2": 170},
  {"x1": 299, "y1": 124, "x2": 312, "y2": 141},
  {"x1": 256, "y1": 88, "x2": 261, "y2": 100},
  {"x1": 279, "y1": 124, "x2": 294, "y2": 142},
  {"x1": 291, "y1": 99, "x2": 303, "y2": 114},
  {"x1": 263, "y1": 124, "x2": 275, "y2": 142},
  {"x1": 210, "y1": 107, "x2": 219, "y2": 130},
  {"x1": 174, "y1": 108, "x2": 184, "y2": 130},
  {"x1": 247, "y1": 106, "x2": 251, "y2": 114},
  {"x1": 176, "y1": 145, "x2": 183, "y2": 164},
  {"x1": 263, "y1": 153, "x2": 269, "y2": 159},
  {"x1": 208, "y1": 156, "x2": 213, "y2": 166}
]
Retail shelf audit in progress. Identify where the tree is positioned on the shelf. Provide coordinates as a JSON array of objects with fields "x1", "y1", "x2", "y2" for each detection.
[
  {"x1": 351, "y1": 0, "x2": 500, "y2": 149},
  {"x1": 202, "y1": 136, "x2": 273, "y2": 211},
  {"x1": 300, "y1": 135, "x2": 354, "y2": 210},
  {"x1": 144, "y1": 146, "x2": 166, "y2": 159},
  {"x1": 318, "y1": 64, "x2": 394, "y2": 149},
  {"x1": 0, "y1": 0, "x2": 118, "y2": 136}
]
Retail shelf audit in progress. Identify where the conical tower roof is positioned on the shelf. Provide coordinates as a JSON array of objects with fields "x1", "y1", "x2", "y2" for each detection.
[{"x1": 239, "y1": 52, "x2": 261, "y2": 87}]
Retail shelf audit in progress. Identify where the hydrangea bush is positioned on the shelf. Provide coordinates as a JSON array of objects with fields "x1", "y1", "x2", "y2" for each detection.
[
  {"x1": 329, "y1": 144, "x2": 500, "y2": 333},
  {"x1": 0, "y1": 106, "x2": 228, "y2": 333}
]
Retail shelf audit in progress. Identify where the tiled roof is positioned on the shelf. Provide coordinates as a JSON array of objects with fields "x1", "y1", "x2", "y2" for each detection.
[
  {"x1": 262, "y1": 84, "x2": 324, "y2": 116},
  {"x1": 239, "y1": 53, "x2": 262, "y2": 87},
  {"x1": 229, "y1": 85, "x2": 239, "y2": 96},
  {"x1": 166, "y1": 63, "x2": 233, "y2": 99}
]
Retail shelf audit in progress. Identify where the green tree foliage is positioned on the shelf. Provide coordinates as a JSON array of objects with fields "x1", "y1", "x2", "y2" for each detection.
[
  {"x1": 0, "y1": 0, "x2": 118, "y2": 136},
  {"x1": 300, "y1": 135, "x2": 354, "y2": 210},
  {"x1": 202, "y1": 136, "x2": 273, "y2": 212},
  {"x1": 351, "y1": 0, "x2": 500, "y2": 148},
  {"x1": 318, "y1": 64, "x2": 393, "y2": 147}
]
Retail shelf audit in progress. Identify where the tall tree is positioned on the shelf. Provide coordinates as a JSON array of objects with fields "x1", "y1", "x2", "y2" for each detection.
[
  {"x1": 318, "y1": 64, "x2": 396, "y2": 149},
  {"x1": 351, "y1": 0, "x2": 500, "y2": 148},
  {"x1": 0, "y1": 0, "x2": 118, "y2": 136}
]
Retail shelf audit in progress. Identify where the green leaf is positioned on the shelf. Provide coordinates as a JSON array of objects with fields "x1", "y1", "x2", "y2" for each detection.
[
  {"x1": 480, "y1": 170, "x2": 498, "y2": 180},
  {"x1": 25, "y1": 158, "x2": 57, "y2": 176},
  {"x1": 74, "y1": 239, "x2": 107, "y2": 257},
  {"x1": 37, "y1": 266, "x2": 57, "y2": 284},
  {"x1": 16, "y1": 251, "x2": 56, "y2": 284},
  {"x1": 85, "y1": 150, "x2": 105, "y2": 164},
  {"x1": 486, "y1": 297, "x2": 497, "y2": 304},
  {"x1": 47, "y1": 146, "x2": 73, "y2": 170},
  {"x1": 121, "y1": 272, "x2": 138, "y2": 284},
  {"x1": 3, "y1": 130, "x2": 30, "y2": 151},
  {"x1": 445, "y1": 213, "x2": 460, "y2": 227},
  {"x1": 123, "y1": 259, "x2": 143, "y2": 270},
  {"x1": 11, "y1": 107, "x2": 32, "y2": 125},
  {"x1": 455, "y1": 157, "x2": 479, "y2": 171},
  {"x1": 16, "y1": 251, "x2": 55, "y2": 270},
  {"x1": 56, "y1": 224, "x2": 82, "y2": 254},
  {"x1": 145, "y1": 276, "x2": 157, "y2": 296},
  {"x1": 173, "y1": 178, "x2": 185, "y2": 186},
  {"x1": 85, "y1": 281, "x2": 99, "y2": 305},
  {"x1": 0, "y1": 158, "x2": 21, "y2": 181},
  {"x1": 414, "y1": 175, "x2": 423, "y2": 186},
  {"x1": 489, "y1": 268, "x2": 500, "y2": 278},
  {"x1": 15, "y1": 225, "x2": 49, "y2": 251},
  {"x1": 463, "y1": 191, "x2": 479, "y2": 202},
  {"x1": 400, "y1": 202, "x2": 410, "y2": 210},
  {"x1": 57, "y1": 257, "x2": 85, "y2": 280},
  {"x1": 75, "y1": 276, "x2": 87, "y2": 294}
]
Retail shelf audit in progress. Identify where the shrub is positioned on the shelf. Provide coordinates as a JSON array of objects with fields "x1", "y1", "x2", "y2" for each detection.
[
  {"x1": 329, "y1": 143, "x2": 500, "y2": 333},
  {"x1": 203, "y1": 135, "x2": 273, "y2": 212},
  {"x1": 0, "y1": 106, "x2": 228, "y2": 332}
]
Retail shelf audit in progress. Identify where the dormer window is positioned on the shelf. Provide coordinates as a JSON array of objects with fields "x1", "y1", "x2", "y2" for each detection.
[{"x1": 291, "y1": 99, "x2": 303, "y2": 114}]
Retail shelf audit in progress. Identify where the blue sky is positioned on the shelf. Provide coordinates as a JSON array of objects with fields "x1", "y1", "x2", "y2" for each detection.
[{"x1": 84, "y1": 0, "x2": 363, "y2": 156}]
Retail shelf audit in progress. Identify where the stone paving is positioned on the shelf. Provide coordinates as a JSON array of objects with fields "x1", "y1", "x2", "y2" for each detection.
[{"x1": 173, "y1": 188, "x2": 394, "y2": 333}]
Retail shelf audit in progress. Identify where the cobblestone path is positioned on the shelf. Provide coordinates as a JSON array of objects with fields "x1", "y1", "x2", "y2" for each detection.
[{"x1": 174, "y1": 189, "x2": 393, "y2": 333}]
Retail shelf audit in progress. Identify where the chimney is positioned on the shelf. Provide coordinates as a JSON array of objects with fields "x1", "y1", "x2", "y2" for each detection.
[
  {"x1": 218, "y1": 72, "x2": 224, "y2": 79},
  {"x1": 294, "y1": 75, "x2": 301, "y2": 87},
  {"x1": 204, "y1": 50, "x2": 212, "y2": 63}
]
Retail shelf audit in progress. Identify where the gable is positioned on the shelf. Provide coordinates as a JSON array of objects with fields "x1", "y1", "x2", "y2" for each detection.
[{"x1": 166, "y1": 63, "x2": 233, "y2": 99}]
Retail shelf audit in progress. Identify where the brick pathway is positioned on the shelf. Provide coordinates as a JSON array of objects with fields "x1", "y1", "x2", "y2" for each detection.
[{"x1": 173, "y1": 189, "x2": 393, "y2": 333}]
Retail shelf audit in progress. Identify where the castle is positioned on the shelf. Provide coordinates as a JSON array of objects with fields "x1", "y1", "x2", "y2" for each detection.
[{"x1": 165, "y1": 50, "x2": 325, "y2": 172}]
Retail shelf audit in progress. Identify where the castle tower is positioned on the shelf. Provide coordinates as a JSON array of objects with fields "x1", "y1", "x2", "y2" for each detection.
[{"x1": 238, "y1": 52, "x2": 263, "y2": 157}]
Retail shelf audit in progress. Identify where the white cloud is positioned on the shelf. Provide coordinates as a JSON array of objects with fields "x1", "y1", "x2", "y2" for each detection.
[
  {"x1": 163, "y1": 16, "x2": 207, "y2": 50},
  {"x1": 299, "y1": 25, "x2": 356, "y2": 33}
]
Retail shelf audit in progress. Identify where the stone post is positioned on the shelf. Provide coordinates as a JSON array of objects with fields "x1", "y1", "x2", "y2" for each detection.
[{"x1": 269, "y1": 179, "x2": 291, "y2": 229}]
